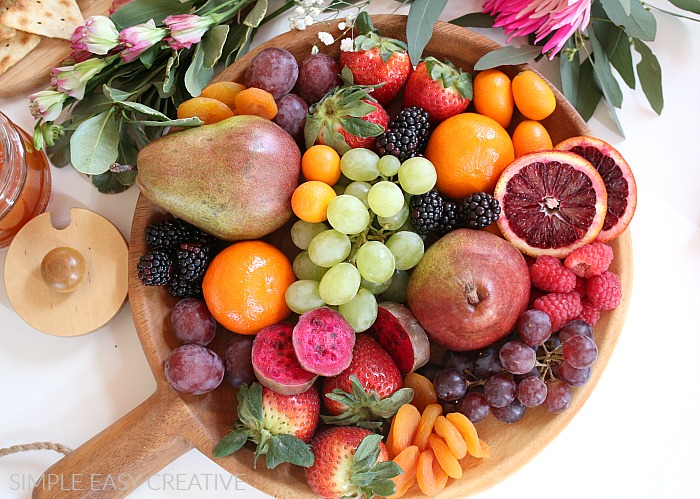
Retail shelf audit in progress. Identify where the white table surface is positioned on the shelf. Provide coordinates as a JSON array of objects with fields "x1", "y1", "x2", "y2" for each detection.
[{"x1": 1, "y1": 1, "x2": 699, "y2": 498}]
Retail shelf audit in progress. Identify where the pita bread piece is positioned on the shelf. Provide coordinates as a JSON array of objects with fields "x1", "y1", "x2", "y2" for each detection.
[
  {"x1": 0, "y1": 0, "x2": 17, "y2": 43},
  {"x1": 0, "y1": 30, "x2": 41, "y2": 76},
  {"x1": 0, "y1": 0, "x2": 84, "y2": 40}
]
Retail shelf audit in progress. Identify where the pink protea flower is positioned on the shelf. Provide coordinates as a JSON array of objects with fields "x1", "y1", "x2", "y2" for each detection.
[
  {"x1": 163, "y1": 14, "x2": 216, "y2": 50},
  {"x1": 50, "y1": 58, "x2": 109, "y2": 100},
  {"x1": 29, "y1": 90, "x2": 68, "y2": 122},
  {"x1": 118, "y1": 19, "x2": 167, "y2": 63},
  {"x1": 483, "y1": 0, "x2": 592, "y2": 58},
  {"x1": 70, "y1": 16, "x2": 120, "y2": 56}
]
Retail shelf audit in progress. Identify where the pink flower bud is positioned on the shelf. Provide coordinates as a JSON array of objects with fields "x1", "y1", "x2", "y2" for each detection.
[
  {"x1": 118, "y1": 19, "x2": 167, "y2": 63},
  {"x1": 163, "y1": 14, "x2": 215, "y2": 50}
]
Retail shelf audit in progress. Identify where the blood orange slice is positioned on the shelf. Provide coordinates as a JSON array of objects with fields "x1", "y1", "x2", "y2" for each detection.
[
  {"x1": 554, "y1": 136, "x2": 637, "y2": 242},
  {"x1": 494, "y1": 151, "x2": 607, "y2": 258}
]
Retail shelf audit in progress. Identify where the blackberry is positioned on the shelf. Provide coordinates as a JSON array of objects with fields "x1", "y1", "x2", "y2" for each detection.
[
  {"x1": 375, "y1": 127, "x2": 419, "y2": 161},
  {"x1": 137, "y1": 251, "x2": 173, "y2": 286},
  {"x1": 409, "y1": 191, "x2": 444, "y2": 235},
  {"x1": 461, "y1": 192, "x2": 501, "y2": 229},
  {"x1": 168, "y1": 275, "x2": 203, "y2": 298},
  {"x1": 435, "y1": 201, "x2": 464, "y2": 235},
  {"x1": 391, "y1": 106, "x2": 431, "y2": 151},
  {"x1": 145, "y1": 218, "x2": 191, "y2": 250},
  {"x1": 175, "y1": 242, "x2": 211, "y2": 281}
]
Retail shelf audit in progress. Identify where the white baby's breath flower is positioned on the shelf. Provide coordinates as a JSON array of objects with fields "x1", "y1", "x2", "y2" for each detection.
[
  {"x1": 345, "y1": 12, "x2": 357, "y2": 24},
  {"x1": 304, "y1": 15, "x2": 314, "y2": 25},
  {"x1": 340, "y1": 37, "x2": 354, "y2": 52},
  {"x1": 294, "y1": 5, "x2": 305, "y2": 14},
  {"x1": 294, "y1": 18, "x2": 307, "y2": 30},
  {"x1": 302, "y1": 0, "x2": 314, "y2": 6},
  {"x1": 310, "y1": 7, "x2": 321, "y2": 15},
  {"x1": 338, "y1": 21, "x2": 346, "y2": 30},
  {"x1": 318, "y1": 31, "x2": 334, "y2": 45}
]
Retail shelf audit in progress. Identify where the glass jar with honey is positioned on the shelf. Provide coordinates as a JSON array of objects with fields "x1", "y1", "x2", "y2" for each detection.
[{"x1": 0, "y1": 111, "x2": 52, "y2": 248}]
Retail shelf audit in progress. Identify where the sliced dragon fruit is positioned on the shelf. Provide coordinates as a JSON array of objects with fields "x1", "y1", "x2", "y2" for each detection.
[
  {"x1": 368, "y1": 301, "x2": 430, "y2": 375},
  {"x1": 251, "y1": 322, "x2": 318, "y2": 396}
]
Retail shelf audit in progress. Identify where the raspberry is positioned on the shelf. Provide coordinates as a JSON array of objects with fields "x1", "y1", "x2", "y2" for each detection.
[
  {"x1": 575, "y1": 298, "x2": 601, "y2": 326},
  {"x1": 533, "y1": 292, "x2": 583, "y2": 332},
  {"x1": 564, "y1": 242, "x2": 614, "y2": 278},
  {"x1": 530, "y1": 255, "x2": 576, "y2": 293},
  {"x1": 586, "y1": 271, "x2": 622, "y2": 310},
  {"x1": 573, "y1": 275, "x2": 587, "y2": 298}
]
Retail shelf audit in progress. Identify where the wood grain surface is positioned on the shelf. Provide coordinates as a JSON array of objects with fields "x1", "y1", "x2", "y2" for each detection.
[{"x1": 31, "y1": 16, "x2": 633, "y2": 499}]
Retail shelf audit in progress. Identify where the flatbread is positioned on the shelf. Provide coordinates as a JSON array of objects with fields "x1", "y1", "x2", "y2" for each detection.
[
  {"x1": 0, "y1": 0, "x2": 16, "y2": 43},
  {"x1": 0, "y1": 30, "x2": 40, "y2": 76},
  {"x1": 0, "y1": 0, "x2": 83, "y2": 40}
]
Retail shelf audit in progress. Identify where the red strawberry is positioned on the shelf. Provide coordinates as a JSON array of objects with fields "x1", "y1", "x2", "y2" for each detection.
[
  {"x1": 305, "y1": 73, "x2": 390, "y2": 154},
  {"x1": 321, "y1": 334, "x2": 412, "y2": 430},
  {"x1": 214, "y1": 383, "x2": 319, "y2": 469},
  {"x1": 402, "y1": 56, "x2": 473, "y2": 124},
  {"x1": 305, "y1": 426, "x2": 400, "y2": 499}
]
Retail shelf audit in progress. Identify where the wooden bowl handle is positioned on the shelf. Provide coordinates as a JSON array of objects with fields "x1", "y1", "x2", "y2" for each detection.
[{"x1": 32, "y1": 389, "x2": 194, "y2": 498}]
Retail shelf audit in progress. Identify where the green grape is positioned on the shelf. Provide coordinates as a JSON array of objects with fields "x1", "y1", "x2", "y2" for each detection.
[
  {"x1": 355, "y1": 241, "x2": 395, "y2": 284},
  {"x1": 340, "y1": 148, "x2": 380, "y2": 181},
  {"x1": 361, "y1": 276, "x2": 393, "y2": 295},
  {"x1": 318, "y1": 262, "x2": 361, "y2": 305},
  {"x1": 378, "y1": 154, "x2": 401, "y2": 177},
  {"x1": 338, "y1": 288, "x2": 378, "y2": 332},
  {"x1": 344, "y1": 181, "x2": 372, "y2": 207},
  {"x1": 377, "y1": 199, "x2": 409, "y2": 230},
  {"x1": 367, "y1": 181, "x2": 404, "y2": 217},
  {"x1": 308, "y1": 229, "x2": 351, "y2": 267},
  {"x1": 381, "y1": 269, "x2": 411, "y2": 303},
  {"x1": 385, "y1": 231, "x2": 425, "y2": 270},
  {"x1": 293, "y1": 251, "x2": 329, "y2": 281},
  {"x1": 327, "y1": 194, "x2": 371, "y2": 235},
  {"x1": 285, "y1": 280, "x2": 325, "y2": 314},
  {"x1": 398, "y1": 157, "x2": 437, "y2": 195},
  {"x1": 290, "y1": 220, "x2": 329, "y2": 250}
]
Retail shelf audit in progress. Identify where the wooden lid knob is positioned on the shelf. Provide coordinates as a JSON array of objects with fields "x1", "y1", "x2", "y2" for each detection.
[{"x1": 41, "y1": 246, "x2": 87, "y2": 293}]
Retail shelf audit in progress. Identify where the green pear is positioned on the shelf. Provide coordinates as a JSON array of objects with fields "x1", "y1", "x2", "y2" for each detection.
[{"x1": 136, "y1": 115, "x2": 301, "y2": 241}]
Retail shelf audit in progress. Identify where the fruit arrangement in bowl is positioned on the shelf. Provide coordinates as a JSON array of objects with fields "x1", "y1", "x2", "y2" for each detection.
[{"x1": 127, "y1": 14, "x2": 633, "y2": 499}]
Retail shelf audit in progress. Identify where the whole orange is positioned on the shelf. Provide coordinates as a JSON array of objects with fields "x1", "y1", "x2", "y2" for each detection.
[
  {"x1": 425, "y1": 113, "x2": 514, "y2": 200},
  {"x1": 202, "y1": 240, "x2": 295, "y2": 335}
]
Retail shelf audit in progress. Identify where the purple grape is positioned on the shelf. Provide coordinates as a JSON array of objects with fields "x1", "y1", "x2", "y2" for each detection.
[
  {"x1": 514, "y1": 367, "x2": 540, "y2": 383},
  {"x1": 164, "y1": 344, "x2": 224, "y2": 395},
  {"x1": 517, "y1": 309, "x2": 552, "y2": 346},
  {"x1": 244, "y1": 47, "x2": 298, "y2": 100},
  {"x1": 557, "y1": 361, "x2": 592, "y2": 386},
  {"x1": 273, "y1": 93, "x2": 308, "y2": 144},
  {"x1": 475, "y1": 346, "x2": 502, "y2": 378},
  {"x1": 442, "y1": 350, "x2": 476, "y2": 373},
  {"x1": 499, "y1": 340, "x2": 536, "y2": 375},
  {"x1": 543, "y1": 379, "x2": 572, "y2": 413},
  {"x1": 562, "y1": 334, "x2": 598, "y2": 368},
  {"x1": 491, "y1": 398, "x2": 526, "y2": 423},
  {"x1": 559, "y1": 319, "x2": 594, "y2": 342},
  {"x1": 170, "y1": 297, "x2": 216, "y2": 346},
  {"x1": 456, "y1": 392, "x2": 490, "y2": 423},
  {"x1": 295, "y1": 52, "x2": 341, "y2": 104},
  {"x1": 433, "y1": 368, "x2": 468, "y2": 402},
  {"x1": 544, "y1": 334, "x2": 561, "y2": 351},
  {"x1": 516, "y1": 376, "x2": 547, "y2": 407},
  {"x1": 483, "y1": 373, "x2": 517, "y2": 408},
  {"x1": 223, "y1": 334, "x2": 256, "y2": 388}
]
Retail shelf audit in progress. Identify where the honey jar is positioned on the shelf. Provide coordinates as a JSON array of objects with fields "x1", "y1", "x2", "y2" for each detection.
[{"x1": 0, "y1": 111, "x2": 51, "y2": 248}]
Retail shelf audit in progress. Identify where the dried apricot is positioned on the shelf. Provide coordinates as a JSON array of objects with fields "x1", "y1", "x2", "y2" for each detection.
[
  {"x1": 512, "y1": 70, "x2": 556, "y2": 121},
  {"x1": 291, "y1": 181, "x2": 336, "y2": 223},
  {"x1": 428, "y1": 433, "x2": 462, "y2": 479},
  {"x1": 403, "y1": 372, "x2": 438, "y2": 413},
  {"x1": 176, "y1": 96, "x2": 235, "y2": 125},
  {"x1": 387, "y1": 445, "x2": 420, "y2": 499},
  {"x1": 473, "y1": 69, "x2": 514, "y2": 129},
  {"x1": 234, "y1": 87, "x2": 278, "y2": 120},
  {"x1": 301, "y1": 144, "x2": 342, "y2": 185},
  {"x1": 445, "y1": 412, "x2": 487, "y2": 458},
  {"x1": 433, "y1": 415, "x2": 467, "y2": 459},
  {"x1": 512, "y1": 120, "x2": 553, "y2": 157},
  {"x1": 416, "y1": 449, "x2": 448, "y2": 497},
  {"x1": 413, "y1": 403, "x2": 442, "y2": 452},
  {"x1": 201, "y1": 81, "x2": 247, "y2": 111},
  {"x1": 389, "y1": 403, "x2": 421, "y2": 457}
]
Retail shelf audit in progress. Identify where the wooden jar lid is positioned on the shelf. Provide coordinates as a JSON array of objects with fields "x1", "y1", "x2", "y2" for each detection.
[{"x1": 4, "y1": 208, "x2": 129, "y2": 336}]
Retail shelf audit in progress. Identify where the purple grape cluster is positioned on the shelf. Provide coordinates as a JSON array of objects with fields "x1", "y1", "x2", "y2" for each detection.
[{"x1": 419, "y1": 312, "x2": 599, "y2": 424}]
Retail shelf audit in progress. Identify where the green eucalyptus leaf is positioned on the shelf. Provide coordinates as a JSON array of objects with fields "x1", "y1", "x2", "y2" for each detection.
[
  {"x1": 559, "y1": 38, "x2": 580, "y2": 107},
  {"x1": 633, "y1": 38, "x2": 664, "y2": 114},
  {"x1": 244, "y1": 0, "x2": 268, "y2": 27},
  {"x1": 265, "y1": 434, "x2": 314, "y2": 469},
  {"x1": 110, "y1": 0, "x2": 193, "y2": 30},
  {"x1": 163, "y1": 52, "x2": 180, "y2": 95},
  {"x1": 137, "y1": 117, "x2": 204, "y2": 127},
  {"x1": 117, "y1": 124, "x2": 139, "y2": 166},
  {"x1": 355, "y1": 11, "x2": 377, "y2": 36},
  {"x1": 70, "y1": 110, "x2": 119, "y2": 175},
  {"x1": 619, "y1": 0, "x2": 632, "y2": 15},
  {"x1": 46, "y1": 130, "x2": 73, "y2": 168},
  {"x1": 594, "y1": 20, "x2": 635, "y2": 89},
  {"x1": 91, "y1": 171, "x2": 132, "y2": 194},
  {"x1": 406, "y1": 0, "x2": 449, "y2": 65},
  {"x1": 139, "y1": 44, "x2": 160, "y2": 69},
  {"x1": 120, "y1": 101, "x2": 170, "y2": 119},
  {"x1": 474, "y1": 45, "x2": 542, "y2": 70},
  {"x1": 587, "y1": 26, "x2": 623, "y2": 108},
  {"x1": 203, "y1": 25, "x2": 230, "y2": 68},
  {"x1": 450, "y1": 12, "x2": 495, "y2": 28},
  {"x1": 575, "y1": 58, "x2": 603, "y2": 121},
  {"x1": 668, "y1": 0, "x2": 700, "y2": 14},
  {"x1": 185, "y1": 42, "x2": 215, "y2": 96},
  {"x1": 599, "y1": 0, "x2": 656, "y2": 41},
  {"x1": 103, "y1": 85, "x2": 137, "y2": 102}
]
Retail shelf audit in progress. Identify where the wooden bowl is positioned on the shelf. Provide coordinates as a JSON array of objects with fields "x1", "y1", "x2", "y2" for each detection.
[{"x1": 33, "y1": 15, "x2": 632, "y2": 499}]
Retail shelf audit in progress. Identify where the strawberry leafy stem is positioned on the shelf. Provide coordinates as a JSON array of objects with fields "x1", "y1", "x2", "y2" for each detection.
[{"x1": 348, "y1": 434, "x2": 403, "y2": 499}]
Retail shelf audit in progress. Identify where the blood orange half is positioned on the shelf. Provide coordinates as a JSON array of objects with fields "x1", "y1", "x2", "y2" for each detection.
[
  {"x1": 494, "y1": 151, "x2": 607, "y2": 258},
  {"x1": 554, "y1": 136, "x2": 637, "y2": 242}
]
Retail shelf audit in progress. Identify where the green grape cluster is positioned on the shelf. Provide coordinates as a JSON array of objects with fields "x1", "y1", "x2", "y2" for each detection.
[{"x1": 285, "y1": 147, "x2": 438, "y2": 332}]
